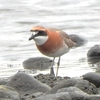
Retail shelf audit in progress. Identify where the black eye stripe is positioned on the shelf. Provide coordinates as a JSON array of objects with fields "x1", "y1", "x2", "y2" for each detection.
[
  {"x1": 38, "y1": 31, "x2": 47, "y2": 36},
  {"x1": 31, "y1": 30, "x2": 47, "y2": 36}
]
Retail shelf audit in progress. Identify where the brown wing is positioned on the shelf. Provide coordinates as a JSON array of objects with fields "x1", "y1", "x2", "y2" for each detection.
[
  {"x1": 47, "y1": 28, "x2": 75, "y2": 48},
  {"x1": 58, "y1": 31, "x2": 75, "y2": 48}
]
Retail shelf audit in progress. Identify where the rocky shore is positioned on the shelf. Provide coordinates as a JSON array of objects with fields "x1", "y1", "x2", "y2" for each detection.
[{"x1": 0, "y1": 71, "x2": 100, "y2": 100}]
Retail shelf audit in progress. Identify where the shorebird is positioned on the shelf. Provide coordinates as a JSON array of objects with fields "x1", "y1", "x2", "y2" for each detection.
[{"x1": 29, "y1": 26, "x2": 75, "y2": 76}]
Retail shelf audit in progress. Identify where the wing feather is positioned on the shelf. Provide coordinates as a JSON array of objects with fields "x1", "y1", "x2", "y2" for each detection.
[{"x1": 47, "y1": 28, "x2": 75, "y2": 48}]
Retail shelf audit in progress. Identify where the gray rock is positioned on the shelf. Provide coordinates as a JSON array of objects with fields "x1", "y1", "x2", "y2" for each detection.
[
  {"x1": 34, "y1": 89, "x2": 89, "y2": 100},
  {"x1": 0, "y1": 99, "x2": 13, "y2": 100},
  {"x1": 57, "y1": 86, "x2": 88, "y2": 95},
  {"x1": 69, "y1": 34, "x2": 87, "y2": 47},
  {"x1": 34, "y1": 92, "x2": 71, "y2": 100},
  {"x1": 23, "y1": 57, "x2": 53, "y2": 70},
  {"x1": 0, "y1": 78, "x2": 8, "y2": 85},
  {"x1": 86, "y1": 95, "x2": 100, "y2": 100},
  {"x1": 75, "y1": 78, "x2": 98, "y2": 94},
  {"x1": 0, "y1": 85, "x2": 20, "y2": 100},
  {"x1": 34, "y1": 92, "x2": 100, "y2": 100},
  {"x1": 7, "y1": 72, "x2": 51, "y2": 96},
  {"x1": 83, "y1": 72, "x2": 100, "y2": 88},
  {"x1": 46, "y1": 78, "x2": 98, "y2": 94},
  {"x1": 70, "y1": 94, "x2": 100, "y2": 100},
  {"x1": 87, "y1": 45, "x2": 100, "y2": 64}
]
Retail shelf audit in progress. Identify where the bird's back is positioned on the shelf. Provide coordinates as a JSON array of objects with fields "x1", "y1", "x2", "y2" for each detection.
[{"x1": 47, "y1": 28, "x2": 75, "y2": 48}]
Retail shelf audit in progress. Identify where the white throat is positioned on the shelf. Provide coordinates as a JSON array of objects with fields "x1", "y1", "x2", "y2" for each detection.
[{"x1": 34, "y1": 36, "x2": 48, "y2": 45}]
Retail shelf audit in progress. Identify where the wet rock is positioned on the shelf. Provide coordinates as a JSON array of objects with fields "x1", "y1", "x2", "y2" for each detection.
[
  {"x1": 34, "y1": 89, "x2": 88, "y2": 100},
  {"x1": 87, "y1": 45, "x2": 100, "y2": 64},
  {"x1": 57, "y1": 86, "x2": 88, "y2": 95},
  {"x1": 83, "y1": 72, "x2": 100, "y2": 88},
  {"x1": 33, "y1": 86, "x2": 100, "y2": 100},
  {"x1": 7, "y1": 72, "x2": 51, "y2": 96},
  {"x1": 33, "y1": 92, "x2": 70, "y2": 100},
  {"x1": 34, "y1": 93, "x2": 100, "y2": 100},
  {"x1": 34, "y1": 92, "x2": 71, "y2": 100},
  {"x1": 34, "y1": 73, "x2": 70, "y2": 87},
  {"x1": 46, "y1": 78, "x2": 98, "y2": 94},
  {"x1": 69, "y1": 94, "x2": 100, "y2": 100},
  {"x1": 69, "y1": 34, "x2": 87, "y2": 47},
  {"x1": 0, "y1": 85, "x2": 20, "y2": 100},
  {"x1": 23, "y1": 57, "x2": 53, "y2": 70},
  {"x1": 75, "y1": 79, "x2": 98, "y2": 94},
  {"x1": 86, "y1": 95, "x2": 100, "y2": 100},
  {"x1": 0, "y1": 78, "x2": 8, "y2": 85}
]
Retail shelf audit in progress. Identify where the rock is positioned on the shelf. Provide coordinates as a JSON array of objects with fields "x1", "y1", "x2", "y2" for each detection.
[
  {"x1": 22, "y1": 57, "x2": 53, "y2": 70},
  {"x1": 83, "y1": 72, "x2": 100, "y2": 88},
  {"x1": 7, "y1": 72, "x2": 51, "y2": 96},
  {"x1": 33, "y1": 93, "x2": 100, "y2": 100},
  {"x1": 0, "y1": 85, "x2": 20, "y2": 100},
  {"x1": 34, "y1": 92, "x2": 71, "y2": 100},
  {"x1": 34, "y1": 73, "x2": 70, "y2": 87},
  {"x1": 57, "y1": 86, "x2": 88, "y2": 95},
  {"x1": 69, "y1": 34, "x2": 87, "y2": 47},
  {"x1": 34, "y1": 88, "x2": 89, "y2": 100},
  {"x1": 86, "y1": 95, "x2": 100, "y2": 100},
  {"x1": 34, "y1": 87, "x2": 100, "y2": 100},
  {"x1": 46, "y1": 78, "x2": 98, "y2": 94},
  {"x1": 0, "y1": 78, "x2": 8, "y2": 85},
  {"x1": 75, "y1": 79, "x2": 98, "y2": 94},
  {"x1": 87, "y1": 45, "x2": 100, "y2": 64}
]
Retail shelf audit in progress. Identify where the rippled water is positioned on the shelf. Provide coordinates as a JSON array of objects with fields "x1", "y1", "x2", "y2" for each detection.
[{"x1": 0, "y1": 0, "x2": 100, "y2": 78}]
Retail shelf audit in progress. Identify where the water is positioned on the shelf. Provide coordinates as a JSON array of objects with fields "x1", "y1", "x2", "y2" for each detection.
[{"x1": 0, "y1": 0, "x2": 100, "y2": 78}]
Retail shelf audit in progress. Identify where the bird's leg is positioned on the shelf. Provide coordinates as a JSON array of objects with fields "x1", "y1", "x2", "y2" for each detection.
[
  {"x1": 50, "y1": 57, "x2": 55, "y2": 76},
  {"x1": 56, "y1": 57, "x2": 61, "y2": 77}
]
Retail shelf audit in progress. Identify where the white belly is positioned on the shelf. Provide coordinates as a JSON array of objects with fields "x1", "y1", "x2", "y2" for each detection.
[{"x1": 46, "y1": 45, "x2": 70, "y2": 57}]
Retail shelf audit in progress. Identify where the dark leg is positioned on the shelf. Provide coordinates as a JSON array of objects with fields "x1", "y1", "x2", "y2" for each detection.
[
  {"x1": 56, "y1": 57, "x2": 60, "y2": 77},
  {"x1": 50, "y1": 57, "x2": 55, "y2": 76}
]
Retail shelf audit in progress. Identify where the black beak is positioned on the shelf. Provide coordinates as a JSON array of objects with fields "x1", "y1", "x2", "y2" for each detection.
[{"x1": 29, "y1": 34, "x2": 35, "y2": 41}]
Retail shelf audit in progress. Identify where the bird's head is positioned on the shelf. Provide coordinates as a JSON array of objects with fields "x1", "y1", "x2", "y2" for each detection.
[{"x1": 29, "y1": 26, "x2": 49, "y2": 45}]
